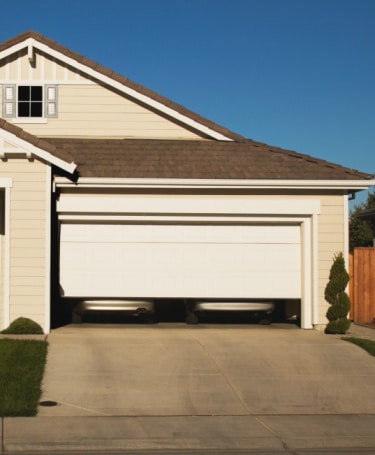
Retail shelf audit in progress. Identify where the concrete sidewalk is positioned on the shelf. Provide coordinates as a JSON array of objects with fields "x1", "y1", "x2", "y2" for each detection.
[
  {"x1": 3, "y1": 414, "x2": 375, "y2": 453},
  {"x1": 2, "y1": 323, "x2": 375, "y2": 453}
]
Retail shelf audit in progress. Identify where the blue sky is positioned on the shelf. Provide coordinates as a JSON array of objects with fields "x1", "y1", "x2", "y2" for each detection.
[{"x1": 1, "y1": 0, "x2": 374, "y2": 206}]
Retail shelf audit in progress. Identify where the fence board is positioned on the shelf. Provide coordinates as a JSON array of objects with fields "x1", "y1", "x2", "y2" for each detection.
[{"x1": 350, "y1": 248, "x2": 375, "y2": 324}]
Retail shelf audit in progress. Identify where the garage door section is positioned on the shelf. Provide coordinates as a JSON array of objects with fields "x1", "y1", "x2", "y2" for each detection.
[{"x1": 59, "y1": 223, "x2": 301, "y2": 299}]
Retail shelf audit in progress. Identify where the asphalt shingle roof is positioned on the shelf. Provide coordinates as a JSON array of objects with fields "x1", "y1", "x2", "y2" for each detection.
[
  {"x1": 0, "y1": 32, "x2": 372, "y2": 182},
  {"x1": 45, "y1": 137, "x2": 371, "y2": 180}
]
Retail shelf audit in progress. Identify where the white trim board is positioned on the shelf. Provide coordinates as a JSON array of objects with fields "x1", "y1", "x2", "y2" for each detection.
[
  {"x1": 1, "y1": 182, "x2": 12, "y2": 330},
  {"x1": 57, "y1": 196, "x2": 321, "y2": 217},
  {"x1": 55, "y1": 177, "x2": 375, "y2": 191}
]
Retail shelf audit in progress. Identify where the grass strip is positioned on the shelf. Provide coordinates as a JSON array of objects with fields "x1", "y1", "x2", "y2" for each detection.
[
  {"x1": 0, "y1": 339, "x2": 48, "y2": 416},
  {"x1": 342, "y1": 337, "x2": 375, "y2": 357}
]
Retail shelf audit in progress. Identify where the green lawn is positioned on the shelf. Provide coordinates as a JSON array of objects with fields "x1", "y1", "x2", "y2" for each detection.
[
  {"x1": 0, "y1": 339, "x2": 48, "y2": 416},
  {"x1": 343, "y1": 337, "x2": 375, "y2": 357}
]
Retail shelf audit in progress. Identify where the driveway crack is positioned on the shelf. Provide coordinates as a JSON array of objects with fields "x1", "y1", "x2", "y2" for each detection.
[{"x1": 187, "y1": 332, "x2": 250, "y2": 414}]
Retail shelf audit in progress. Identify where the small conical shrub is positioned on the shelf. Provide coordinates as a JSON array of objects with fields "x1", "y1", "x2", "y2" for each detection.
[{"x1": 325, "y1": 252, "x2": 351, "y2": 334}]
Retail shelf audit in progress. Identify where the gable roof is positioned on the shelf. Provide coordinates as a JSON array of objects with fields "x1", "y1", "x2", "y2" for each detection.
[
  {"x1": 0, "y1": 31, "x2": 373, "y2": 188},
  {"x1": 45, "y1": 137, "x2": 371, "y2": 181},
  {"x1": 0, "y1": 117, "x2": 371, "y2": 184},
  {"x1": 0, "y1": 31, "x2": 243, "y2": 142}
]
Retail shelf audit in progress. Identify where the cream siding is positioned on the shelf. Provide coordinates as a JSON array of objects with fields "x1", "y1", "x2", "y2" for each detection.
[
  {"x1": 317, "y1": 195, "x2": 346, "y2": 324},
  {"x1": 0, "y1": 158, "x2": 48, "y2": 331},
  {"x1": 1, "y1": 50, "x2": 204, "y2": 140}
]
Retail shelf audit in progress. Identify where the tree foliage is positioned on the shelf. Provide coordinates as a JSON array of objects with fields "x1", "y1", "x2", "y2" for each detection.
[{"x1": 349, "y1": 190, "x2": 375, "y2": 251}]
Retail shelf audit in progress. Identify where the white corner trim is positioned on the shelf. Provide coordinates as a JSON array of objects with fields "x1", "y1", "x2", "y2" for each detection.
[
  {"x1": 0, "y1": 130, "x2": 76, "y2": 174},
  {"x1": 343, "y1": 194, "x2": 349, "y2": 265},
  {"x1": 3, "y1": 186, "x2": 11, "y2": 329},
  {"x1": 312, "y1": 212, "x2": 319, "y2": 326},
  {"x1": 1, "y1": 38, "x2": 233, "y2": 141},
  {"x1": 44, "y1": 167, "x2": 51, "y2": 334}
]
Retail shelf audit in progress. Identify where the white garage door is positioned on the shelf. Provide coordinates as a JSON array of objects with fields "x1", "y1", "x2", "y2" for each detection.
[{"x1": 59, "y1": 223, "x2": 301, "y2": 299}]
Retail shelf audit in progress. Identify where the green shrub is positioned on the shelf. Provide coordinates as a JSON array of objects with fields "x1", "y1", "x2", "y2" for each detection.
[
  {"x1": 0, "y1": 339, "x2": 48, "y2": 416},
  {"x1": 325, "y1": 318, "x2": 351, "y2": 334},
  {"x1": 1, "y1": 317, "x2": 44, "y2": 335},
  {"x1": 324, "y1": 252, "x2": 351, "y2": 334},
  {"x1": 326, "y1": 293, "x2": 351, "y2": 320}
]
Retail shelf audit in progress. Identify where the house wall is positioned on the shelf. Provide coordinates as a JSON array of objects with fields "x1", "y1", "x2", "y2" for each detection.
[
  {"x1": 0, "y1": 50, "x2": 203, "y2": 140},
  {"x1": 0, "y1": 157, "x2": 49, "y2": 332},
  {"x1": 317, "y1": 195, "x2": 346, "y2": 324}
]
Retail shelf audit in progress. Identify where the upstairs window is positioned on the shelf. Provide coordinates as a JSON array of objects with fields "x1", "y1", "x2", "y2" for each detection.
[
  {"x1": 2, "y1": 84, "x2": 58, "y2": 119},
  {"x1": 18, "y1": 86, "x2": 43, "y2": 117}
]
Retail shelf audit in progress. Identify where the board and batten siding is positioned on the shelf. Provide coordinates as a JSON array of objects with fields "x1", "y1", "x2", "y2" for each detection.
[
  {"x1": 0, "y1": 50, "x2": 203, "y2": 140},
  {"x1": 0, "y1": 158, "x2": 49, "y2": 331}
]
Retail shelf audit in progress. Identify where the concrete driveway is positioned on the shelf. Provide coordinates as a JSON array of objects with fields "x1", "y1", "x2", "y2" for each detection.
[
  {"x1": 38, "y1": 323, "x2": 375, "y2": 417},
  {"x1": 4, "y1": 323, "x2": 375, "y2": 454}
]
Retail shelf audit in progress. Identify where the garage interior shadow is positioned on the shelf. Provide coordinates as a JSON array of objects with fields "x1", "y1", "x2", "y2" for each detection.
[{"x1": 51, "y1": 298, "x2": 301, "y2": 328}]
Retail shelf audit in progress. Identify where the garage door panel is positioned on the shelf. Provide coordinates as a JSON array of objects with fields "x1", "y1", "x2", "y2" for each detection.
[
  {"x1": 60, "y1": 224, "x2": 300, "y2": 244},
  {"x1": 60, "y1": 223, "x2": 301, "y2": 299}
]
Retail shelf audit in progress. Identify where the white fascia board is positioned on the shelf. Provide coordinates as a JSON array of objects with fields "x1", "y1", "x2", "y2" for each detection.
[
  {"x1": 25, "y1": 41, "x2": 233, "y2": 142},
  {"x1": 0, "y1": 130, "x2": 76, "y2": 174},
  {"x1": 0, "y1": 38, "x2": 34, "y2": 60},
  {"x1": 54, "y1": 177, "x2": 375, "y2": 191}
]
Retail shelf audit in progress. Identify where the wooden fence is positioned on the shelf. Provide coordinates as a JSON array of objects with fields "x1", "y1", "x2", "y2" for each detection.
[{"x1": 349, "y1": 248, "x2": 375, "y2": 324}]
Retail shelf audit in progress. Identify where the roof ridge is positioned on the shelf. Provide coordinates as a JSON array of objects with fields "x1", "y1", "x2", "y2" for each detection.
[{"x1": 0, "y1": 31, "x2": 244, "y2": 142}]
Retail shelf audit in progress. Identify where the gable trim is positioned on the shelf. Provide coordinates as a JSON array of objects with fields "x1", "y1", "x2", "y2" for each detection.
[
  {"x1": 0, "y1": 129, "x2": 76, "y2": 174},
  {"x1": 0, "y1": 37, "x2": 233, "y2": 142}
]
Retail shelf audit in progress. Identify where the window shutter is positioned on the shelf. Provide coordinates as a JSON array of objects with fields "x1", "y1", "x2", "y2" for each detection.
[
  {"x1": 2, "y1": 85, "x2": 16, "y2": 118},
  {"x1": 44, "y1": 85, "x2": 58, "y2": 118}
]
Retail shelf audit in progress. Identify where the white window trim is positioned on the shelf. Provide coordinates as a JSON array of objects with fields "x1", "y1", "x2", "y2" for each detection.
[{"x1": 2, "y1": 83, "x2": 58, "y2": 120}]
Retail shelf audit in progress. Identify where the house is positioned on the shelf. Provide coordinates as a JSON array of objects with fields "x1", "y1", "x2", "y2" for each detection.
[{"x1": 0, "y1": 31, "x2": 373, "y2": 333}]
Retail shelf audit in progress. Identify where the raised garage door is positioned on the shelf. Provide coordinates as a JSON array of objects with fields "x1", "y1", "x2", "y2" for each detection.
[{"x1": 59, "y1": 223, "x2": 301, "y2": 299}]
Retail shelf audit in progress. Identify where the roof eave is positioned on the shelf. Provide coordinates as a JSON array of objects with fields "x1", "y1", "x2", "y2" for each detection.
[
  {"x1": 54, "y1": 177, "x2": 375, "y2": 191},
  {"x1": 0, "y1": 127, "x2": 76, "y2": 174}
]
